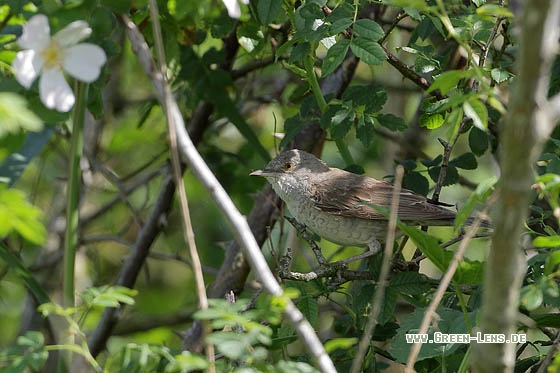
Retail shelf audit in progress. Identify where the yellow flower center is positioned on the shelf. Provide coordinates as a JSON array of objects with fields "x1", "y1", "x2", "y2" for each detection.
[{"x1": 41, "y1": 40, "x2": 65, "y2": 70}]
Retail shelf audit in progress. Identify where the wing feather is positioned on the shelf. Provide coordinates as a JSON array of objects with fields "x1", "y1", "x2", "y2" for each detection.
[{"x1": 310, "y1": 168, "x2": 456, "y2": 222}]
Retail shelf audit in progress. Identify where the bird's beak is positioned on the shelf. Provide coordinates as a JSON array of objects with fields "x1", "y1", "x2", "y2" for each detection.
[
  {"x1": 250, "y1": 169, "x2": 276, "y2": 177},
  {"x1": 250, "y1": 170, "x2": 264, "y2": 177}
]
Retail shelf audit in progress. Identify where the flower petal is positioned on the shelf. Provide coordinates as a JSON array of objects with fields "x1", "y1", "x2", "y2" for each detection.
[
  {"x1": 39, "y1": 69, "x2": 75, "y2": 112},
  {"x1": 222, "y1": 0, "x2": 242, "y2": 18},
  {"x1": 53, "y1": 20, "x2": 92, "y2": 47},
  {"x1": 12, "y1": 50, "x2": 40, "y2": 88},
  {"x1": 62, "y1": 44, "x2": 107, "y2": 82},
  {"x1": 18, "y1": 14, "x2": 50, "y2": 50}
]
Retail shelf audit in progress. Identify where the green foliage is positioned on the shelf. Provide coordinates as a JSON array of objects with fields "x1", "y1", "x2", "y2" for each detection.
[
  {"x1": 0, "y1": 0, "x2": 559, "y2": 372},
  {"x1": 0, "y1": 184, "x2": 47, "y2": 245}
]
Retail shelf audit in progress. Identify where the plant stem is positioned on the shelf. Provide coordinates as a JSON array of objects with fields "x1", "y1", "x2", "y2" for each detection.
[{"x1": 64, "y1": 82, "x2": 87, "y2": 308}]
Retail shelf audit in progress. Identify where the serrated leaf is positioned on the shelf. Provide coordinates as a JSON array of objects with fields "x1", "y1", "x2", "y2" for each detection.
[
  {"x1": 258, "y1": 0, "x2": 282, "y2": 25},
  {"x1": 329, "y1": 108, "x2": 355, "y2": 139},
  {"x1": 376, "y1": 113, "x2": 407, "y2": 131},
  {"x1": 469, "y1": 126, "x2": 488, "y2": 156},
  {"x1": 289, "y1": 42, "x2": 311, "y2": 64},
  {"x1": 450, "y1": 152, "x2": 477, "y2": 170},
  {"x1": 0, "y1": 93, "x2": 43, "y2": 138},
  {"x1": 490, "y1": 68, "x2": 513, "y2": 83},
  {"x1": 421, "y1": 154, "x2": 443, "y2": 168},
  {"x1": 427, "y1": 70, "x2": 474, "y2": 95},
  {"x1": 0, "y1": 185, "x2": 47, "y2": 245},
  {"x1": 463, "y1": 97, "x2": 488, "y2": 130},
  {"x1": 402, "y1": 171, "x2": 429, "y2": 196},
  {"x1": 329, "y1": 18, "x2": 353, "y2": 34},
  {"x1": 297, "y1": 296, "x2": 318, "y2": 326},
  {"x1": 342, "y1": 84, "x2": 387, "y2": 113},
  {"x1": 353, "y1": 19, "x2": 384, "y2": 40},
  {"x1": 350, "y1": 37, "x2": 386, "y2": 65},
  {"x1": 419, "y1": 113, "x2": 444, "y2": 129},
  {"x1": 356, "y1": 115, "x2": 375, "y2": 147},
  {"x1": 322, "y1": 39, "x2": 350, "y2": 76},
  {"x1": 428, "y1": 165, "x2": 459, "y2": 186},
  {"x1": 280, "y1": 115, "x2": 307, "y2": 148},
  {"x1": 389, "y1": 272, "x2": 431, "y2": 295}
]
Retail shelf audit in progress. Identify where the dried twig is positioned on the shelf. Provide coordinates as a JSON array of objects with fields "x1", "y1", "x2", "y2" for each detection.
[{"x1": 350, "y1": 165, "x2": 404, "y2": 373}]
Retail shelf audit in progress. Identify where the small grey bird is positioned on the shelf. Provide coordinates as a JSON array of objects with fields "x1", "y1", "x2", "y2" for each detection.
[{"x1": 250, "y1": 149, "x2": 458, "y2": 259}]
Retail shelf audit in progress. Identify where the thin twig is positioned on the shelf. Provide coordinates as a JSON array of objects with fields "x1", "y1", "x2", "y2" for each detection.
[
  {"x1": 405, "y1": 209, "x2": 486, "y2": 371},
  {"x1": 87, "y1": 173, "x2": 176, "y2": 357},
  {"x1": 350, "y1": 165, "x2": 404, "y2": 373},
  {"x1": 147, "y1": 1, "x2": 215, "y2": 369},
  {"x1": 120, "y1": 14, "x2": 337, "y2": 372}
]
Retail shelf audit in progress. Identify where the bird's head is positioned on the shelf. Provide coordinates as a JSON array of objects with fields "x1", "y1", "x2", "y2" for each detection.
[{"x1": 250, "y1": 149, "x2": 329, "y2": 181}]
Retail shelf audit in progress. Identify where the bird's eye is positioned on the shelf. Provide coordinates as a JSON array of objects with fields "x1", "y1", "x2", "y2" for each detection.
[{"x1": 284, "y1": 162, "x2": 294, "y2": 171}]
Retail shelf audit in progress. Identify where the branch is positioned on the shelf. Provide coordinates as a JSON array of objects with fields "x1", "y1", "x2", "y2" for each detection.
[
  {"x1": 351, "y1": 166, "x2": 404, "y2": 373},
  {"x1": 472, "y1": 1, "x2": 560, "y2": 371},
  {"x1": 119, "y1": 14, "x2": 337, "y2": 372},
  {"x1": 406, "y1": 210, "x2": 487, "y2": 371},
  {"x1": 88, "y1": 173, "x2": 176, "y2": 357}
]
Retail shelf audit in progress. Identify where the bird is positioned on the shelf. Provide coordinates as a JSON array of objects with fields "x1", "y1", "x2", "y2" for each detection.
[{"x1": 250, "y1": 149, "x2": 461, "y2": 261}]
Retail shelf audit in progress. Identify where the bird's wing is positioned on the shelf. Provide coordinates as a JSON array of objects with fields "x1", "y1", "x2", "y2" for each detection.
[{"x1": 310, "y1": 169, "x2": 456, "y2": 222}]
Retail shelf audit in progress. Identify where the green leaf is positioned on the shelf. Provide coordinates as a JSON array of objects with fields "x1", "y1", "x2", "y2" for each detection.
[
  {"x1": 544, "y1": 250, "x2": 560, "y2": 275},
  {"x1": 0, "y1": 93, "x2": 43, "y2": 137},
  {"x1": 280, "y1": 115, "x2": 307, "y2": 149},
  {"x1": 476, "y1": 4, "x2": 514, "y2": 18},
  {"x1": 342, "y1": 84, "x2": 387, "y2": 113},
  {"x1": 0, "y1": 127, "x2": 55, "y2": 186},
  {"x1": 402, "y1": 171, "x2": 429, "y2": 196},
  {"x1": 350, "y1": 37, "x2": 386, "y2": 65},
  {"x1": 324, "y1": 338, "x2": 358, "y2": 353},
  {"x1": 322, "y1": 39, "x2": 350, "y2": 76},
  {"x1": 469, "y1": 126, "x2": 488, "y2": 156},
  {"x1": 450, "y1": 152, "x2": 477, "y2": 170},
  {"x1": 389, "y1": 272, "x2": 431, "y2": 295},
  {"x1": 533, "y1": 236, "x2": 560, "y2": 248},
  {"x1": 353, "y1": 19, "x2": 384, "y2": 41},
  {"x1": 376, "y1": 113, "x2": 407, "y2": 131},
  {"x1": 531, "y1": 313, "x2": 560, "y2": 328},
  {"x1": 329, "y1": 18, "x2": 353, "y2": 34},
  {"x1": 289, "y1": 42, "x2": 311, "y2": 64},
  {"x1": 454, "y1": 260, "x2": 485, "y2": 285},
  {"x1": 427, "y1": 70, "x2": 474, "y2": 95},
  {"x1": 419, "y1": 113, "x2": 444, "y2": 129},
  {"x1": 428, "y1": 165, "x2": 459, "y2": 186},
  {"x1": 258, "y1": 0, "x2": 282, "y2": 25},
  {"x1": 520, "y1": 284, "x2": 543, "y2": 311},
  {"x1": 297, "y1": 296, "x2": 318, "y2": 326},
  {"x1": 356, "y1": 115, "x2": 375, "y2": 147},
  {"x1": 390, "y1": 308, "x2": 476, "y2": 363},
  {"x1": 398, "y1": 224, "x2": 446, "y2": 272},
  {"x1": 0, "y1": 242, "x2": 50, "y2": 304},
  {"x1": 329, "y1": 108, "x2": 355, "y2": 139},
  {"x1": 463, "y1": 97, "x2": 488, "y2": 130},
  {"x1": 490, "y1": 68, "x2": 513, "y2": 83},
  {"x1": 0, "y1": 185, "x2": 47, "y2": 245}
]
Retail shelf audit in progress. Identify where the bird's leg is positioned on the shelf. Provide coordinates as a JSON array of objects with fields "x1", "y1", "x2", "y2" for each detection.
[{"x1": 339, "y1": 239, "x2": 381, "y2": 265}]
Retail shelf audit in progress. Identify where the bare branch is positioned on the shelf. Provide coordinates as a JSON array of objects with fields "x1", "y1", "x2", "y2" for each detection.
[
  {"x1": 351, "y1": 166, "x2": 404, "y2": 373},
  {"x1": 119, "y1": 14, "x2": 337, "y2": 372}
]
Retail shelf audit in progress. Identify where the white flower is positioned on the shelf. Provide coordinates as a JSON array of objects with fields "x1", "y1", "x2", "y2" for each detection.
[
  {"x1": 222, "y1": 0, "x2": 249, "y2": 19},
  {"x1": 12, "y1": 15, "x2": 107, "y2": 112}
]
